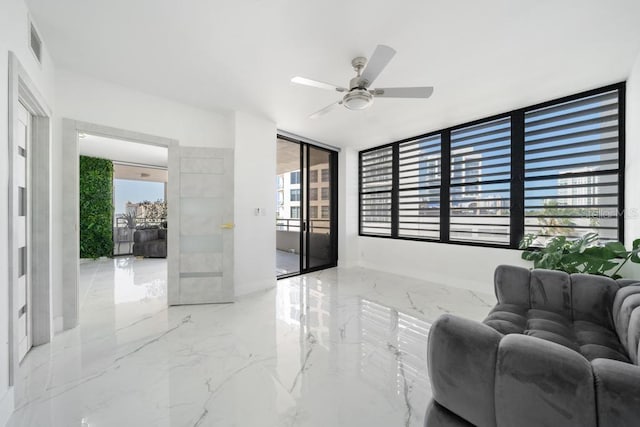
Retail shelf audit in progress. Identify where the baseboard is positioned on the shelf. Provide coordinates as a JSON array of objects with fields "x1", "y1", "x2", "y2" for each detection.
[
  {"x1": 0, "y1": 387, "x2": 14, "y2": 427},
  {"x1": 53, "y1": 316, "x2": 64, "y2": 334},
  {"x1": 234, "y1": 278, "x2": 276, "y2": 298}
]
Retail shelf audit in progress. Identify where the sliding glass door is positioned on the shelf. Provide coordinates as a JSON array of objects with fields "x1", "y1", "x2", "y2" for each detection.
[{"x1": 276, "y1": 136, "x2": 337, "y2": 278}]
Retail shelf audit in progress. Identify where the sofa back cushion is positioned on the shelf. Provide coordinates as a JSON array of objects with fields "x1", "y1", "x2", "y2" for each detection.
[
  {"x1": 529, "y1": 269, "x2": 572, "y2": 318},
  {"x1": 571, "y1": 274, "x2": 619, "y2": 329},
  {"x1": 613, "y1": 284, "x2": 640, "y2": 365},
  {"x1": 495, "y1": 266, "x2": 622, "y2": 328}
]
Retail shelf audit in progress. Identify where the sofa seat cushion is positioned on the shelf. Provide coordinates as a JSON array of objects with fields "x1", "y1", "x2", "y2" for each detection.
[
  {"x1": 484, "y1": 306, "x2": 630, "y2": 363},
  {"x1": 484, "y1": 304, "x2": 528, "y2": 334}
]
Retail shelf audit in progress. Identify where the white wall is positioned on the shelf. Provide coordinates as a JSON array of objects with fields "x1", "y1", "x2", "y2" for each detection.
[
  {"x1": 52, "y1": 69, "x2": 234, "y2": 328},
  {"x1": 625, "y1": 51, "x2": 640, "y2": 243},
  {"x1": 0, "y1": 0, "x2": 56, "y2": 423},
  {"x1": 233, "y1": 112, "x2": 277, "y2": 296},
  {"x1": 338, "y1": 147, "x2": 359, "y2": 268},
  {"x1": 358, "y1": 238, "x2": 529, "y2": 294},
  {"x1": 621, "y1": 49, "x2": 640, "y2": 278}
]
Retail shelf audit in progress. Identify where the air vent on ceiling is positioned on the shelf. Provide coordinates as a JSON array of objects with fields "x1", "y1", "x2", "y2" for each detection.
[{"x1": 30, "y1": 21, "x2": 42, "y2": 63}]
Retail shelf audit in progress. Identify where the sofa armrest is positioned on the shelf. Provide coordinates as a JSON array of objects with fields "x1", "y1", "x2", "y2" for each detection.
[
  {"x1": 428, "y1": 314, "x2": 502, "y2": 427},
  {"x1": 592, "y1": 358, "x2": 640, "y2": 427},
  {"x1": 495, "y1": 334, "x2": 596, "y2": 427}
]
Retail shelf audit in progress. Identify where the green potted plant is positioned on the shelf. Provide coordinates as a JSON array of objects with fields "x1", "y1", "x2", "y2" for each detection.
[{"x1": 519, "y1": 233, "x2": 640, "y2": 279}]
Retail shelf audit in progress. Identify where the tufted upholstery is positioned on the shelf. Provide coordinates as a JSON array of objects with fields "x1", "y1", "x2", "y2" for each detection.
[
  {"x1": 426, "y1": 265, "x2": 640, "y2": 427},
  {"x1": 484, "y1": 268, "x2": 631, "y2": 363}
]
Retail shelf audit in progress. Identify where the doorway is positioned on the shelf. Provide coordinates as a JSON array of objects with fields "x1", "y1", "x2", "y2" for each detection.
[
  {"x1": 7, "y1": 52, "x2": 53, "y2": 380},
  {"x1": 276, "y1": 135, "x2": 338, "y2": 278},
  {"x1": 112, "y1": 164, "x2": 168, "y2": 256}
]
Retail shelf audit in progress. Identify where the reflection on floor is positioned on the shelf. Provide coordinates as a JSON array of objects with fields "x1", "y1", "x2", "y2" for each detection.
[
  {"x1": 8, "y1": 257, "x2": 494, "y2": 427},
  {"x1": 276, "y1": 249, "x2": 331, "y2": 276},
  {"x1": 277, "y1": 249, "x2": 300, "y2": 275}
]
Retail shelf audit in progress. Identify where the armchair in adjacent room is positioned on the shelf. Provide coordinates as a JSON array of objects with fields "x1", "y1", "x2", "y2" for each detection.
[{"x1": 132, "y1": 228, "x2": 167, "y2": 258}]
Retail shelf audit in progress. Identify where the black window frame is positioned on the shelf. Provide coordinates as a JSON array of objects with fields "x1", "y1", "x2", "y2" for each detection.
[
  {"x1": 290, "y1": 171, "x2": 301, "y2": 184},
  {"x1": 290, "y1": 188, "x2": 301, "y2": 202},
  {"x1": 358, "y1": 83, "x2": 626, "y2": 249}
]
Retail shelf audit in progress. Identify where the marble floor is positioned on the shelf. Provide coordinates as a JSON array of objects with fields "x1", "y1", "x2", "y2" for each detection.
[{"x1": 8, "y1": 257, "x2": 495, "y2": 427}]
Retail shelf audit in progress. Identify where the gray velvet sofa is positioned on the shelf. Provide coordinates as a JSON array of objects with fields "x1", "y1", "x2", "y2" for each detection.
[
  {"x1": 132, "y1": 228, "x2": 167, "y2": 258},
  {"x1": 425, "y1": 265, "x2": 640, "y2": 427}
]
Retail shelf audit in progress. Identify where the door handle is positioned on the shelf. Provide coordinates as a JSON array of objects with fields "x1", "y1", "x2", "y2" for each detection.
[{"x1": 219, "y1": 223, "x2": 235, "y2": 229}]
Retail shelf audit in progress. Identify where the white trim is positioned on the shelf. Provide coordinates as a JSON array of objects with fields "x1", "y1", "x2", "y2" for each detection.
[
  {"x1": 8, "y1": 52, "x2": 53, "y2": 393},
  {"x1": 61, "y1": 120, "x2": 178, "y2": 330},
  {"x1": 0, "y1": 387, "x2": 14, "y2": 426}
]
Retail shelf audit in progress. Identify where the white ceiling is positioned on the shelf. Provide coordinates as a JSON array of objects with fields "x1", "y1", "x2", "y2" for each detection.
[
  {"x1": 79, "y1": 134, "x2": 168, "y2": 167},
  {"x1": 27, "y1": 0, "x2": 640, "y2": 149}
]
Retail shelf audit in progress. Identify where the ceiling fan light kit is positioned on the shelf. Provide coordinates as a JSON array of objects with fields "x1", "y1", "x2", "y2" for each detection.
[
  {"x1": 291, "y1": 44, "x2": 434, "y2": 118},
  {"x1": 343, "y1": 89, "x2": 373, "y2": 110}
]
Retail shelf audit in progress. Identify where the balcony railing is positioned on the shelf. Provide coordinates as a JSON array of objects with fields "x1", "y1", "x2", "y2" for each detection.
[{"x1": 276, "y1": 218, "x2": 330, "y2": 232}]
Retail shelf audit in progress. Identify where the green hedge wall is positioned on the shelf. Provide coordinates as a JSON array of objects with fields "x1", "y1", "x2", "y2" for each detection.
[{"x1": 79, "y1": 156, "x2": 113, "y2": 259}]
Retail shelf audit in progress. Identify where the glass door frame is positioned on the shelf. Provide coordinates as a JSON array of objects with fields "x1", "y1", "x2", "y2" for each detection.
[{"x1": 277, "y1": 134, "x2": 338, "y2": 279}]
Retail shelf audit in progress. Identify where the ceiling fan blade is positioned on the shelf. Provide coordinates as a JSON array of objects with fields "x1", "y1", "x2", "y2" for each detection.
[
  {"x1": 309, "y1": 101, "x2": 342, "y2": 119},
  {"x1": 291, "y1": 76, "x2": 347, "y2": 92},
  {"x1": 359, "y1": 45, "x2": 396, "y2": 88},
  {"x1": 372, "y1": 87, "x2": 434, "y2": 98}
]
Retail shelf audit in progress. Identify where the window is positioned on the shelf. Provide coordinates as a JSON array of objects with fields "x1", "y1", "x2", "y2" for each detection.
[
  {"x1": 321, "y1": 206, "x2": 330, "y2": 219},
  {"x1": 290, "y1": 189, "x2": 301, "y2": 202},
  {"x1": 290, "y1": 171, "x2": 301, "y2": 184},
  {"x1": 450, "y1": 117, "x2": 511, "y2": 244},
  {"x1": 321, "y1": 187, "x2": 330, "y2": 200},
  {"x1": 360, "y1": 146, "x2": 393, "y2": 236},
  {"x1": 310, "y1": 170, "x2": 318, "y2": 183},
  {"x1": 309, "y1": 188, "x2": 318, "y2": 201},
  {"x1": 310, "y1": 206, "x2": 318, "y2": 218},
  {"x1": 398, "y1": 135, "x2": 441, "y2": 239},
  {"x1": 291, "y1": 206, "x2": 300, "y2": 218},
  {"x1": 359, "y1": 84, "x2": 624, "y2": 247},
  {"x1": 276, "y1": 176, "x2": 284, "y2": 189},
  {"x1": 524, "y1": 89, "x2": 621, "y2": 244},
  {"x1": 277, "y1": 190, "x2": 284, "y2": 206},
  {"x1": 321, "y1": 169, "x2": 330, "y2": 182}
]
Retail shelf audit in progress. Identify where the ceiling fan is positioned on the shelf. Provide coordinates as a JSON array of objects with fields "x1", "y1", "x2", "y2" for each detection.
[{"x1": 291, "y1": 45, "x2": 434, "y2": 119}]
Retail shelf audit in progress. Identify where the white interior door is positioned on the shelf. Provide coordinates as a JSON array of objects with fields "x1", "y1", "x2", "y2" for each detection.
[
  {"x1": 13, "y1": 102, "x2": 32, "y2": 362},
  {"x1": 169, "y1": 147, "x2": 234, "y2": 305}
]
